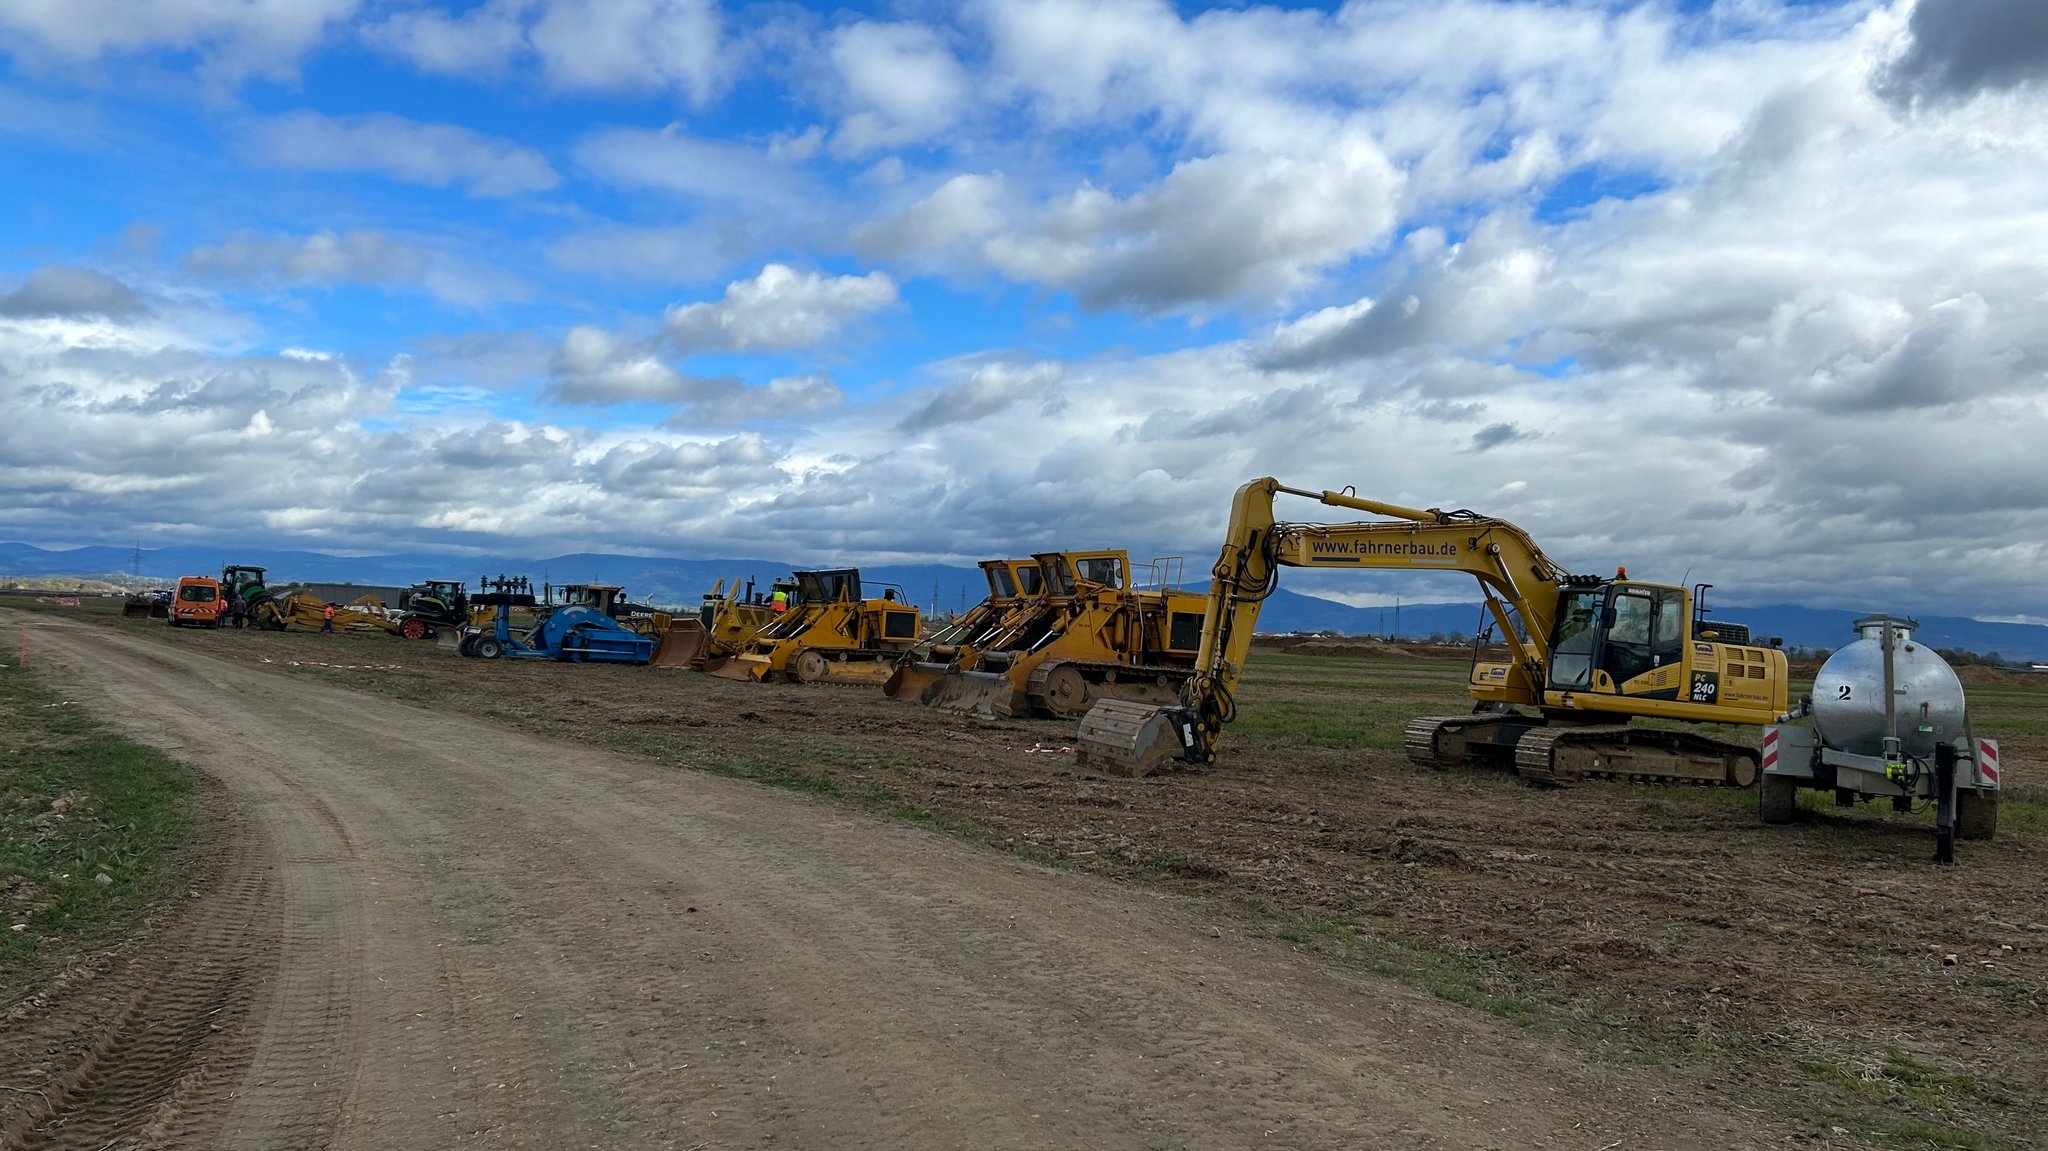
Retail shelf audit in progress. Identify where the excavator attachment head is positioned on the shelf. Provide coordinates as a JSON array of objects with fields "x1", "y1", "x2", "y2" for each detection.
[
  {"x1": 923, "y1": 669, "x2": 1019, "y2": 718},
  {"x1": 651, "y1": 618, "x2": 710, "y2": 668},
  {"x1": 882, "y1": 660, "x2": 949, "y2": 700},
  {"x1": 1076, "y1": 699, "x2": 1198, "y2": 777}
]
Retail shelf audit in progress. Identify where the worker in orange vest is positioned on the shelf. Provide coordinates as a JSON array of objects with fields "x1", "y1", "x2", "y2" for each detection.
[
  {"x1": 321, "y1": 603, "x2": 336, "y2": 633},
  {"x1": 771, "y1": 589, "x2": 788, "y2": 614}
]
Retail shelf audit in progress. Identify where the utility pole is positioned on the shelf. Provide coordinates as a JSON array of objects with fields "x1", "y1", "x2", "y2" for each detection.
[{"x1": 1395, "y1": 596, "x2": 1402, "y2": 641}]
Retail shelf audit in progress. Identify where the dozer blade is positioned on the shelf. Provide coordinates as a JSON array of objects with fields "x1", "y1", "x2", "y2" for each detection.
[
  {"x1": 709, "y1": 654, "x2": 772, "y2": 682},
  {"x1": 923, "y1": 669, "x2": 1018, "y2": 718},
  {"x1": 436, "y1": 627, "x2": 464, "y2": 650},
  {"x1": 883, "y1": 660, "x2": 949, "y2": 701},
  {"x1": 651, "y1": 620, "x2": 709, "y2": 669},
  {"x1": 1076, "y1": 699, "x2": 1189, "y2": 778}
]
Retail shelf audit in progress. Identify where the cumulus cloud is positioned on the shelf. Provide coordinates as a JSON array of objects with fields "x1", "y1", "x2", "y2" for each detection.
[
  {"x1": 183, "y1": 229, "x2": 431, "y2": 285},
  {"x1": 663, "y1": 373, "x2": 845, "y2": 426},
  {"x1": 898, "y1": 361, "x2": 1062, "y2": 433},
  {"x1": 248, "y1": 111, "x2": 559, "y2": 197},
  {"x1": 547, "y1": 326, "x2": 690, "y2": 405},
  {"x1": 358, "y1": 0, "x2": 528, "y2": 77},
  {"x1": 573, "y1": 126, "x2": 811, "y2": 207},
  {"x1": 865, "y1": 145, "x2": 1403, "y2": 312},
  {"x1": 0, "y1": 266, "x2": 145, "y2": 319},
  {"x1": 661, "y1": 264, "x2": 898, "y2": 354},
  {"x1": 532, "y1": 0, "x2": 724, "y2": 101},
  {"x1": 829, "y1": 21, "x2": 972, "y2": 154},
  {"x1": 179, "y1": 229, "x2": 519, "y2": 308},
  {"x1": 361, "y1": 0, "x2": 725, "y2": 102},
  {"x1": 1882, "y1": 0, "x2": 2048, "y2": 103},
  {"x1": 0, "y1": 0, "x2": 357, "y2": 78}
]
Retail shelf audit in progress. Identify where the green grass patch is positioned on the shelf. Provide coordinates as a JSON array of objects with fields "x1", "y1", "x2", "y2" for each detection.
[
  {"x1": 1791, "y1": 1049, "x2": 2014, "y2": 1150},
  {"x1": 1269, "y1": 913, "x2": 1543, "y2": 1022},
  {"x1": 1, "y1": 667, "x2": 197, "y2": 989}
]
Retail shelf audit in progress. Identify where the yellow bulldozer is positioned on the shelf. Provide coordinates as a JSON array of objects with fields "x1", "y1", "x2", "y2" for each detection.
[
  {"x1": 881, "y1": 558, "x2": 1045, "y2": 701},
  {"x1": 651, "y1": 576, "x2": 792, "y2": 669},
  {"x1": 1076, "y1": 477, "x2": 1790, "y2": 780},
  {"x1": 710, "y1": 568, "x2": 922, "y2": 685},
  {"x1": 908, "y1": 550, "x2": 1210, "y2": 719}
]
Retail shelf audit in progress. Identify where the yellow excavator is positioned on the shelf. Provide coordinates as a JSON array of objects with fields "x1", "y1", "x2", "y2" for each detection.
[
  {"x1": 882, "y1": 558, "x2": 1045, "y2": 701},
  {"x1": 710, "y1": 568, "x2": 922, "y2": 685},
  {"x1": 912, "y1": 550, "x2": 1209, "y2": 719},
  {"x1": 1077, "y1": 477, "x2": 1788, "y2": 781}
]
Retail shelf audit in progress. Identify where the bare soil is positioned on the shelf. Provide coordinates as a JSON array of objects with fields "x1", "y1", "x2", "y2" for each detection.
[{"x1": 4, "y1": 608, "x2": 2044, "y2": 1149}]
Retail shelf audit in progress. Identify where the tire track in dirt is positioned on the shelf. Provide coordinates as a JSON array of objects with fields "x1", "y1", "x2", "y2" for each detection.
[{"x1": 7, "y1": 610, "x2": 1798, "y2": 1149}]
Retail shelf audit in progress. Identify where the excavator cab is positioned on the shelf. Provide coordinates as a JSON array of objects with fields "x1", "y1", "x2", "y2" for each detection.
[{"x1": 1544, "y1": 580, "x2": 1698, "y2": 700}]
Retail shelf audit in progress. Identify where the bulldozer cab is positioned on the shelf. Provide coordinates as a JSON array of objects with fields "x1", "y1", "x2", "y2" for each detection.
[
  {"x1": 796, "y1": 569, "x2": 860, "y2": 603},
  {"x1": 557, "y1": 583, "x2": 625, "y2": 615},
  {"x1": 1544, "y1": 579, "x2": 1690, "y2": 696}
]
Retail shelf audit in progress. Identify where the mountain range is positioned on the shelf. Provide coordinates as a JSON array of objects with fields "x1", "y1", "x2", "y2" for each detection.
[{"x1": 5, "y1": 541, "x2": 2045, "y2": 661}]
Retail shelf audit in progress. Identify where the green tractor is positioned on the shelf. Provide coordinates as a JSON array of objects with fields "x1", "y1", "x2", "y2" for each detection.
[
  {"x1": 220, "y1": 564, "x2": 289, "y2": 629},
  {"x1": 395, "y1": 579, "x2": 471, "y2": 640}
]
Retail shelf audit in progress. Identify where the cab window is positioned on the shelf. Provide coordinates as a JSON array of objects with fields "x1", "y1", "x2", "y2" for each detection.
[
  {"x1": 1547, "y1": 590, "x2": 1602, "y2": 690},
  {"x1": 989, "y1": 568, "x2": 1017, "y2": 598},
  {"x1": 1076, "y1": 556, "x2": 1124, "y2": 589},
  {"x1": 179, "y1": 585, "x2": 216, "y2": 603},
  {"x1": 1016, "y1": 567, "x2": 1044, "y2": 596}
]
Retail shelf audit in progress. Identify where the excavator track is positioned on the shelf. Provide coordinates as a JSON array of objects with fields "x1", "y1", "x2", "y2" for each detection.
[
  {"x1": 1402, "y1": 715, "x2": 1480, "y2": 766},
  {"x1": 1405, "y1": 715, "x2": 1759, "y2": 787},
  {"x1": 1024, "y1": 660, "x2": 1191, "y2": 720},
  {"x1": 1511, "y1": 724, "x2": 1759, "y2": 787}
]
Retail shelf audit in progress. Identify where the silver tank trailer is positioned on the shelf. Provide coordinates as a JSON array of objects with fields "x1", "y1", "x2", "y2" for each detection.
[{"x1": 1811, "y1": 615, "x2": 1967, "y2": 759}]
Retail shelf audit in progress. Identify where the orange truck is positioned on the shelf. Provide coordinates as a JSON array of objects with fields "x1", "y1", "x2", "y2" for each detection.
[{"x1": 168, "y1": 575, "x2": 226, "y2": 627}]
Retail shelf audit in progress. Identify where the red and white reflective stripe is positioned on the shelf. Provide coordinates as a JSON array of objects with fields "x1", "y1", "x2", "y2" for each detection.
[
  {"x1": 1979, "y1": 739, "x2": 2000, "y2": 785},
  {"x1": 1762, "y1": 727, "x2": 1779, "y2": 771}
]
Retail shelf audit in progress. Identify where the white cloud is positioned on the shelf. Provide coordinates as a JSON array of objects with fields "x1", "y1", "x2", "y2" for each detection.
[
  {"x1": 898, "y1": 360, "x2": 1062, "y2": 433},
  {"x1": 360, "y1": 0, "x2": 725, "y2": 103},
  {"x1": 573, "y1": 126, "x2": 810, "y2": 206},
  {"x1": 829, "y1": 21, "x2": 972, "y2": 155},
  {"x1": 358, "y1": 0, "x2": 529, "y2": 78},
  {"x1": 548, "y1": 325, "x2": 689, "y2": 405},
  {"x1": 248, "y1": 111, "x2": 559, "y2": 197},
  {"x1": 869, "y1": 144, "x2": 1403, "y2": 312},
  {"x1": 180, "y1": 230, "x2": 521, "y2": 307},
  {"x1": 661, "y1": 264, "x2": 898, "y2": 354},
  {"x1": 0, "y1": 0, "x2": 358, "y2": 78},
  {"x1": 0, "y1": 267, "x2": 145, "y2": 319},
  {"x1": 531, "y1": 0, "x2": 724, "y2": 103}
]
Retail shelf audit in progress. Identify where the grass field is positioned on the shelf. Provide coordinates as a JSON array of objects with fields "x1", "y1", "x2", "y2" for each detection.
[{"x1": 0, "y1": 663, "x2": 199, "y2": 995}]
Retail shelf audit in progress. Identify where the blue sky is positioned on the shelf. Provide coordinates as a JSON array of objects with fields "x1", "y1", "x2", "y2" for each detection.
[{"x1": 2, "y1": 0, "x2": 2047, "y2": 619}]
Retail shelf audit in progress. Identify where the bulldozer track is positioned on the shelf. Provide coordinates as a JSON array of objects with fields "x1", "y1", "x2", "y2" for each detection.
[{"x1": 1023, "y1": 659, "x2": 1191, "y2": 719}]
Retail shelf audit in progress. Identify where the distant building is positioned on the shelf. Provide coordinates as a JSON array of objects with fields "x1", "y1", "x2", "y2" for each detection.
[{"x1": 301, "y1": 582, "x2": 409, "y2": 607}]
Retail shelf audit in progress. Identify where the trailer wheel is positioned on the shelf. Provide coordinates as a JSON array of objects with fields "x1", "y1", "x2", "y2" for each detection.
[
  {"x1": 1957, "y1": 791, "x2": 1998, "y2": 841},
  {"x1": 475, "y1": 637, "x2": 504, "y2": 660},
  {"x1": 458, "y1": 633, "x2": 479, "y2": 658},
  {"x1": 1759, "y1": 774, "x2": 1797, "y2": 825}
]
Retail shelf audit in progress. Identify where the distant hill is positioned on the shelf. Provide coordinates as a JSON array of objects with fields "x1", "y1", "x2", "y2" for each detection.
[{"x1": 6, "y1": 541, "x2": 2045, "y2": 660}]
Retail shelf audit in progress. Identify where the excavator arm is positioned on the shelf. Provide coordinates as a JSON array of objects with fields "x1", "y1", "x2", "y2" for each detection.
[{"x1": 1078, "y1": 477, "x2": 1574, "y2": 774}]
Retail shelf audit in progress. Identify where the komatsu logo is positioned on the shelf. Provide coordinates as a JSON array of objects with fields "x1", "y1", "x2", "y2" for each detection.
[{"x1": 1309, "y1": 540, "x2": 1460, "y2": 557}]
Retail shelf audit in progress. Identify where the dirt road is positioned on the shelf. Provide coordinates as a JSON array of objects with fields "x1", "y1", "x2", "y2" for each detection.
[{"x1": 3, "y1": 611, "x2": 1786, "y2": 1150}]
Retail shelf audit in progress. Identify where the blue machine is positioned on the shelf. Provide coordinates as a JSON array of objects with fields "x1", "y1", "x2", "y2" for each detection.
[{"x1": 460, "y1": 576, "x2": 654, "y2": 665}]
